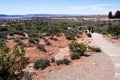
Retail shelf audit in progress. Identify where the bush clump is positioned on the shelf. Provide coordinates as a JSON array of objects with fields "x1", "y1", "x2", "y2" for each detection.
[
  {"x1": 70, "y1": 53, "x2": 80, "y2": 60},
  {"x1": 63, "y1": 58, "x2": 71, "y2": 65},
  {"x1": 92, "y1": 47, "x2": 102, "y2": 52},
  {"x1": 88, "y1": 46, "x2": 102, "y2": 52},
  {"x1": 65, "y1": 34, "x2": 75, "y2": 40},
  {"x1": 49, "y1": 37, "x2": 58, "y2": 41},
  {"x1": 28, "y1": 38, "x2": 35, "y2": 43},
  {"x1": 56, "y1": 58, "x2": 71, "y2": 65},
  {"x1": 37, "y1": 44, "x2": 46, "y2": 52},
  {"x1": 43, "y1": 38, "x2": 51, "y2": 45},
  {"x1": 23, "y1": 72, "x2": 32, "y2": 80},
  {"x1": 14, "y1": 37, "x2": 21, "y2": 42},
  {"x1": 51, "y1": 57, "x2": 55, "y2": 62},
  {"x1": 34, "y1": 59, "x2": 50, "y2": 70},
  {"x1": 56, "y1": 60, "x2": 64, "y2": 65},
  {"x1": 69, "y1": 42, "x2": 87, "y2": 56}
]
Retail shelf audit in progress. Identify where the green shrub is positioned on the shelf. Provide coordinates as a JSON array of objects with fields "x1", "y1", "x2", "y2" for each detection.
[
  {"x1": 43, "y1": 38, "x2": 51, "y2": 45},
  {"x1": 92, "y1": 47, "x2": 102, "y2": 52},
  {"x1": 0, "y1": 45, "x2": 29, "y2": 80},
  {"x1": 14, "y1": 37, "x2": 20, "y2": 42},
  {"x1": 23, "y1": 72, "x2": 32, "y2": 80},
  {"x1": 17, "y1": 40, "x2": 24, "y2": 45},
  {"x1": 34, "y1": 37, "x2": 39, "y2": 42},
  {"x1": 56, "y1": 60, "x2": 64, "y2": 65},
  {"x1": 89, "y1": 46, "x2": 102, "y2": 52},
  {"x1": 63, "y1": 58, "x2": 71, "y2": 65},
  {"x1": 70, "y1": 53, "x2": 80, "y2": 60},
  {"x1": 37, "y1": 44, "x2": 46, "y2": 52},
  {"x1": 0, "y1": 44, "x2": 10, "y2": 53},
  {"x1": 65, "y1": 34, "x2": 75, "y2": 40},
  {"x1": 49, "y1": 37, "x2": 58, "y2": 41},
  {"x1": 51, "y1": 57, "x2": 55, "y2": 62},
  {"x1": 34, "y1": 59, "x2": 50, "y2": 70},
  {"x1": 77, "y1": 43, "x2": 87, "y2": 54},
  {"x1": 46, "y1": 41, "x2": 51, "y2": 45},
  {"x1": 28, "y1": 38, "x2": 35, "y2": 43},
  {"x1": 69, "y1": 42, "x2": 87, "y2": 55}
]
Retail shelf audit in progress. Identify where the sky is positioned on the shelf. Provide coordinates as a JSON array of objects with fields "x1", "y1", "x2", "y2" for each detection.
[{"x1": 0, "y1": 0, "x2": 120, "y2": 15}]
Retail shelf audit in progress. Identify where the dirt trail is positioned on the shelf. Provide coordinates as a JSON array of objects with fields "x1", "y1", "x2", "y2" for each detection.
[
  {"x1": 92, "y1": 33, "x2": 120, "y2": 80},
  {"x1": 45, "y1": 53, "x2": 114, "y2": 80}
]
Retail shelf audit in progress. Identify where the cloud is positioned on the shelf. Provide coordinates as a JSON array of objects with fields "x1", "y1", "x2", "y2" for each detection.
[
  {"x1": 71, "y1": 3, "x2": 113, "y2": 11},
  {"x1": 90, "y1": 4, "x2": 113, "y2": 10},
  {"x1": 71, "y1": 6, "x2": 87, "y2": 10}
]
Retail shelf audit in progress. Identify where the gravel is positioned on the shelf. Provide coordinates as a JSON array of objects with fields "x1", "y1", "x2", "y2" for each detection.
[
  {"x1": 92, "y1": 33, "x2": 120, "y2": 80},
  {"x1": 45, "y1": 53, "x2": 114, "y2": 80}
]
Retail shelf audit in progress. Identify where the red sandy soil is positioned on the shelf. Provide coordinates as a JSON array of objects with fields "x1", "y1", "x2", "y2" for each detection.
[
  {"x1": 6, "y1": 32, "x2": 94, "y2": 63},
  {"x1": 6, "y1": 32, "x2": 96, "y2": 80},
  {"x1": 6, "y1": 33, "x2": 70, "y2": 62}
]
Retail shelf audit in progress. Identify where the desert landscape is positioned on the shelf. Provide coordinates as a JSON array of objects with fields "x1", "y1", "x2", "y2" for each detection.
[{"x1": 0, "y1": 0, "x2": 120, "y2": 80}]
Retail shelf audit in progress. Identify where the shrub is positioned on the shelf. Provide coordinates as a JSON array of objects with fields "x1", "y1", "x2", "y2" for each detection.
[
  {"x1": 70, "y1": 53, "x2": 80, "y2": 60},
  {"x1": 49, "y1": 37, "x2": 58, "y2": 41},
  {"x1": 63, "y1": 58, "x2": 71, "y2": 65},
  {"x1": 51, "y1": 57, "x2": 55, "y2": 62},
  {"x1": 28, "y1": 38, "x2": 35, "y2": 43},
  {"x1": 56, "y1": 60, "x2": 64, "y2": 65},
  {"x1": 34, "y1": 59, "x2": 50, "y2": 70},
  {"x1": 65, "y1": 34, "x2": 75, "y2": 40},
  {"x1": 0, "y1": 44, "x2": 10, "y2": 53},
  {"x1": 46, "y1": 41, "x2": 51, "y2": 45},
  {"x1": 43, "y1": 38, "x2": 51, "y2": 45},
  {"x1": 14, "y1": 37, "x2": 20, "y2": 42},
  {"x1": 77, "y1": 43, "x2": 87, "y2": 55},
  {"x1": 23, "y1": 72, "x2": 32, "y2": 80},
  {"x1": 37, "y1": 44, "x2": 46, "y2": 52},
  {"x1": 92, "y1": 47, "x2": 102, "y2": 52},
  {"x1": 0, "y1": 45, "x2": 29, "y2": 80},
  {"x1": 89, "y1": 46, "x2": 102, "y2": 52},
  {"x1": 17, "y1": 40, "x2": 24, "y2": 46},
  {"x1": 69, "y1": 42, "x2": 87, "y2": 55}
]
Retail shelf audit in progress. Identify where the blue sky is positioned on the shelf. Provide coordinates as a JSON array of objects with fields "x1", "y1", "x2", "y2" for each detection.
[{"x1": 0, "y1": 0, "x2": 119, "y2": 15}]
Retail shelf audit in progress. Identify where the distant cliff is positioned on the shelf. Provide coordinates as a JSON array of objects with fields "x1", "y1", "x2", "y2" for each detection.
[{"x1": 108, "y1": 10, "x2": 120, "y2": 19}]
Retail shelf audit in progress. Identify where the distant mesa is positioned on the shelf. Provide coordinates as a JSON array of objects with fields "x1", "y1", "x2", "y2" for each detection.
[{"x1": 108, "y1": 10, "x2": 120, "y2": 19}]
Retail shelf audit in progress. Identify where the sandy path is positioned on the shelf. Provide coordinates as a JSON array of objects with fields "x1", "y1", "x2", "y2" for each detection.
[
  {"x1": 45, "y1": 53, "x2": 114, "y2": 80},
  {"x1": 92, "y1": 33, "x2": 120, "y2": 80}
]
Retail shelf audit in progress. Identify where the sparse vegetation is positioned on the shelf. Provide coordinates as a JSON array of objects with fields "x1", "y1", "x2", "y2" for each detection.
[{"x1": 0, "y1": 15, "x2": 119, "y2": 80}]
